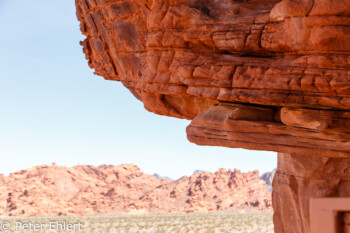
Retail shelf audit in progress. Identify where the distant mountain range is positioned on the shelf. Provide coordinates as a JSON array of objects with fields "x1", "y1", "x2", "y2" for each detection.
[
  {"x1": 155, "y1": 168, "x2": 277, "y2": 192},
  {"x1": 192, "y1": 170, "x2": 206, "y2": 175},
  {"x1": 260, "y1": 169, "x2": 276, "y2": 192},
  {"x1": 0, "y1": 164, "x2": 272, "y2": 216},
  {"x1": 153, "y1": 173, "x2": 173, "y2": 181}
]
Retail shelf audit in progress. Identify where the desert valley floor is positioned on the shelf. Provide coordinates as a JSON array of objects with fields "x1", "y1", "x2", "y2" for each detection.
[{"x1": 0, "y1": 212, "x2": 274, "y2": 233}]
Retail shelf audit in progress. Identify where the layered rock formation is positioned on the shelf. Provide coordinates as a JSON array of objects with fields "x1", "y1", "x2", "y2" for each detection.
[
  {"x1": 0, "y1": 164, "x2": 271, "y2": 216},
  {"x1": 75, "y1": 0, "x2": 350, "y2": 232},
  {"x1": 75, "y1": 0, "x2": 350, "y2": 157}
]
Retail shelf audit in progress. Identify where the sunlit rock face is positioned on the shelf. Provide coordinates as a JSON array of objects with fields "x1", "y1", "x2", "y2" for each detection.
[
  {"x1": 0, "y1": 164, "x2": 271, "y2": 216},
  {"x1": 75, "y1": 1, "x2": 350, "y2": 232},
  {"x1": 76, "y1": 0, "x2": 350, "y2": 157}
]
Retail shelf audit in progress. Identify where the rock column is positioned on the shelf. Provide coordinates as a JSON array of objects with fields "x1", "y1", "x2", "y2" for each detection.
[{"x1": 273, "y1": 153, "x2": 350, "y2": 233}]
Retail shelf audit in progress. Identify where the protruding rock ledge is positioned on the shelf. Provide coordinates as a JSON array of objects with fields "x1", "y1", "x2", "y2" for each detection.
[{"x1": 187, "y1": 103, "x2": 350, "y2": 158}]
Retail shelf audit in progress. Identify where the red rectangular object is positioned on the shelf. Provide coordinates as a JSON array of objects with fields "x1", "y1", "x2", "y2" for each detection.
[{"x1": 310, "y1": 198, "x2": 350, "y2": 233}]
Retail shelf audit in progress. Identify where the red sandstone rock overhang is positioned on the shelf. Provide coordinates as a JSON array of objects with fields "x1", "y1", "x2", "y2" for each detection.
[{"x1": 75, "y1": 0, "x2": 350, "y2": 158}]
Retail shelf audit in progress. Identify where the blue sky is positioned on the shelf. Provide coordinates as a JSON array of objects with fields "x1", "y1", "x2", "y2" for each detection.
[{"x1": 0, "y1": 0, "x2": 276, "y2": 179}]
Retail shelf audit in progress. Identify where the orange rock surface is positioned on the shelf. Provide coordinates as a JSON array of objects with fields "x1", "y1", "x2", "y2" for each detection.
[
  {"x1": 74, "y1": 0, "x2": 350, "y2": 232},
  {"x1": 0, "y1": 164, "x2": 270, "y2": 216},
  {"x1": 131, "y1": 168, "x2": 271, "y2": 213},
  {"x1": 273, "y1": 153, "x2": 350, "y2": 233},
  {"x1": 75, "y1": 0, "x2": 350, "y2": 157}
]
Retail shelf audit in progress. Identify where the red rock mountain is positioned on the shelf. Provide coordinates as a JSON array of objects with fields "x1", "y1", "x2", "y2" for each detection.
[{"x1": 0, "y1": 164, "x2": 271, "y2": 216}]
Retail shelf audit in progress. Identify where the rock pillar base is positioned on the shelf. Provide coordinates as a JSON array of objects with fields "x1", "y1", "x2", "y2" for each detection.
[{"x1": 273, "y1": 153, "x2": 350, "y2": 233}]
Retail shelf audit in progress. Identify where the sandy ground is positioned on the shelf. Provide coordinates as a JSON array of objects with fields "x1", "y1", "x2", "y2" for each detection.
[{"x1": 0, "y1": 212, "x2": 274, "y2": 233}]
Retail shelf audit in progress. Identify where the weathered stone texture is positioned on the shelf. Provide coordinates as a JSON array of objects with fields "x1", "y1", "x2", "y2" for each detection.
[
  {"x1": 273, "y1": 153, "x2": 350, "y2": 233},
  {"x1": 75, "y1": 0, "x2": 350, "y2": 232},
  {"x1": 187, "y1": 104, "x2": 350, "y2": 158},
  {"x1": 75, "y1": 0, "x2": 350, "y2": 157},
  {"x1": 76, "y1": 0, "x2": 350, "y2": 111}
]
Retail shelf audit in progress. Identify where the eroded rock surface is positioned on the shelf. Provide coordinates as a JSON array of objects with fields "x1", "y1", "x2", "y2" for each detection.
[
  {"x1": 132, "y1": 168, "x2": 271, "y2": 213},
  {"x1": 187, "y1": 104, "x2": 350, "y2": 157},
  {"x1": 0, "y1": 164, "x2": 270, "y2": 216},
  {"x1": 273, "y1": 153, "x2": 350, "y2": 233},
  {"x1": 75, "y1": 0, "x2": 350, "y2": 157},
  {"x1": 75, "y1": 1, "x2": 350, "y2": 232}
]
